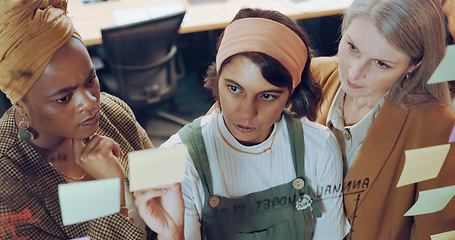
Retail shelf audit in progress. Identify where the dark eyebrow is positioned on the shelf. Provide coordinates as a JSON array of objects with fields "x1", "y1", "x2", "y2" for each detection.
[
  {"x1": 224, "y1": 78, "x2": 285, "y2": 94},
  {"x1": 86, "y1": 67, "x2": 96, "y2": 80},
  {"x1": 224, "y1": 78, "x2": 241, "y2": 86},
  {"x1": 50, "y1": 86, "x2": 77, "y2": 97},
  {"x1": 50, "y1": 68, "x2": 96, "y2": 97},
  {"x1": 261, "y1": 89, "x2": 285, "y2": 94}
]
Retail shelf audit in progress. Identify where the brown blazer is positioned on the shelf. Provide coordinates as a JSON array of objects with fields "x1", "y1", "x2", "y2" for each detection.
[
  {"x1": 0, "y1": 93, "x2": 154, "y2": 239},
  {"x1": 311, "y1": 57, "x2": 455, "y2": 240}
]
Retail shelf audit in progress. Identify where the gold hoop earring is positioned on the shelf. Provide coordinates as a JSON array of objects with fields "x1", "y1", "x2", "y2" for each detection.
[{"x1": 18, "y1": 113, "x2": 34, "y2": 141}]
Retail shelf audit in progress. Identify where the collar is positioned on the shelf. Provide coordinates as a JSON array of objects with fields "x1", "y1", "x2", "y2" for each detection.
[
  {"x1": 215, "y1": 109, "x2": 282, "y2": 154},
  {"x1": 326, "y1": 87, "x2": 388, "y2": 145}
]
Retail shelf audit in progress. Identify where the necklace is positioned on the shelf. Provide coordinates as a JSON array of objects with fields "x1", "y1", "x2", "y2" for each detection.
[
  {"x1": 48, "y1": 162, "x2": 88, "y2": 181},
  {"x1": 216, "y1": 112, "x2": 278, "y2": 155}
]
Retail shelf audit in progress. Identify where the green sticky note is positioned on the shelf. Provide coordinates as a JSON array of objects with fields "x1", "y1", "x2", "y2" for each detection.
[
  {"x1": 428, "y1": 44, "x2": 455, "y2": 84},
  {"x1": 404, "y1": 185, "x2": 455, "y2": 216},
  {"x1": 431, "y1": 230, "x2": 455, "y2": 240},
  {"x1": 58, "y1": 178, "x2": 120, "y2": 226}
]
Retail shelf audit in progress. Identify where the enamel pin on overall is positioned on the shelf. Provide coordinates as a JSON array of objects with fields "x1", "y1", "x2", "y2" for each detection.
[{"x1": 296, "y1": 194, "x2": 313, "y2": 211}]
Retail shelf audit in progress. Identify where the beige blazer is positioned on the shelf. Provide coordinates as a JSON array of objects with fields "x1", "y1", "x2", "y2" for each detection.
[{"x1": 311, "y1": 57, "x2": 455, "y2": 240}]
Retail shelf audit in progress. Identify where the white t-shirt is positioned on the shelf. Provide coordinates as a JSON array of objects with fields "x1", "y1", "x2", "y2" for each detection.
[{"x1": 161, "y1": 109, "x2": 350, "y2": 240}]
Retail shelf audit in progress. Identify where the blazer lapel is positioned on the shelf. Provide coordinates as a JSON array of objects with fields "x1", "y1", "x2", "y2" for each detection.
[
  {"x1": 316, "y1": 68, "x2": 341, "y2": 126},
  {"x1": 343, "y1": 98, "x2": 409, "y2": 218}
]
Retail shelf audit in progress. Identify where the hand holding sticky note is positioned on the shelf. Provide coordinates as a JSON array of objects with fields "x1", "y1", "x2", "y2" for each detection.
[
  {"x1": 58, "y1": 178, "x2": 120, "y2": 226},
  {"x1": 128, "y1": 146, "x2": 187, "y2": 192}
]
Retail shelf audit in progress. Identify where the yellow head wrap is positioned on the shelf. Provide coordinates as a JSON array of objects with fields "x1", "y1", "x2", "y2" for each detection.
[{"x1": 0, "y1": 0, "x2": 81, "y2": 104}]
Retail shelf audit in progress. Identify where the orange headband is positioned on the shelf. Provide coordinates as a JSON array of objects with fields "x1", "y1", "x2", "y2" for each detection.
[{"x1": 216, "y1": 18, "x2": 308, "y2": 90}]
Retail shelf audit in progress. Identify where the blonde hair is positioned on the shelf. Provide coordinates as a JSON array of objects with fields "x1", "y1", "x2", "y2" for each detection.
[{"x1": 342, "y1": 0, "x2": 452, "y2": 108}]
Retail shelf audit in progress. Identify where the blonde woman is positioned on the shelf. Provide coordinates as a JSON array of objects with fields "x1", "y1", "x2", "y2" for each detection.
[{"x1": 311, "y1": 0, "x2": 455, "y2": 239}]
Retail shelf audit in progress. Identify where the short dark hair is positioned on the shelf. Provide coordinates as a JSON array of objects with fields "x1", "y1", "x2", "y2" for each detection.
[{"x1": 203, "y1": 8, "x2": 322, "y2": 120}]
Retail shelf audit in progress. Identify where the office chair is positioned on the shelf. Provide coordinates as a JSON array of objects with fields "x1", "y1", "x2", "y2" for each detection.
[
  {"x1": 0, "y1": 91, "x2": 11, "y2": 116},
  {"x1": 100, "y1": 10, "x2": 188, "y2": 126}
]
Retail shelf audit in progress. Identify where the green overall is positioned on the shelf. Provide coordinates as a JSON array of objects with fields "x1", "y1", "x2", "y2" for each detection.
[{"x1": 178, "y1": 113, "x2": 322, "y2": 240}]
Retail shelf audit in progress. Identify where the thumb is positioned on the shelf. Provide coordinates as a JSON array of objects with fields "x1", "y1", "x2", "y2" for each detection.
[
  {"x1": 112, "y1": 143, "x2": 123, "y2": 158},
  {"x1": 72, "y1": 138, "x2": 86, "y2": 163}
]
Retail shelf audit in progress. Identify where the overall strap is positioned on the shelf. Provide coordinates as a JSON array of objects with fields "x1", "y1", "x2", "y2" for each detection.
[
  {"x1": 284, "y1": 112, "x2": 305, "y2": 177},
  {"x1": 284, "y1": 112, "x2": 322, "y2": 218},
  {"x1": 178, "y1": 116, "x2": 213, "y2": 198}
]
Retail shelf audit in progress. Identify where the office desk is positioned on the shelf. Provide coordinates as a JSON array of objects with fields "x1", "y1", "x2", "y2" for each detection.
[{"x1": 68, "y1": 0, "x2": 352, "y2": 46}]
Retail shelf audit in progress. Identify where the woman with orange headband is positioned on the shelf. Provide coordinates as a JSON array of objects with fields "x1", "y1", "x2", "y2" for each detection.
[
  {"x1": 135, "y1": 8, "x2": 349, "y2": 240},
  {"x1": 0, "y1": 0, "x2": 154, "y2": 239}
]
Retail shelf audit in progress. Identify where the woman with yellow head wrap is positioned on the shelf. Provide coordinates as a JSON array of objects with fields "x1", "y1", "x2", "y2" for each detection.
[{"x1": 0, "y1": 1, "x2": 155, "y2": 239}]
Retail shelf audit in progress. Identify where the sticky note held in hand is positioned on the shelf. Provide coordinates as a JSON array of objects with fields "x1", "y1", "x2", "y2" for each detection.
[{"x1": 129, "y1": 146, "x2": 187, "y2": 192}]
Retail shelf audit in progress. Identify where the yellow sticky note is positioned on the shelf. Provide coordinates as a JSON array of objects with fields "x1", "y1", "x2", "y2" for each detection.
[
  {"x1": 129, "y1": 146, "x2": 187, "y2": 192},
  {"x1": 431, "y1": 230, "x2": 455, "y2": 240},
  {"x1": 397, "y1": 144, "x2": 450, "y2": 187},
  {"x1": 59, "y1": 178, "x2": 120, "y2": 226},
  {"x1": 404, "y1": 185, "x2": 455, "y2": 216},
  {"x1": 428, "y1": 44, "x2": 455, "y2": 84}
]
